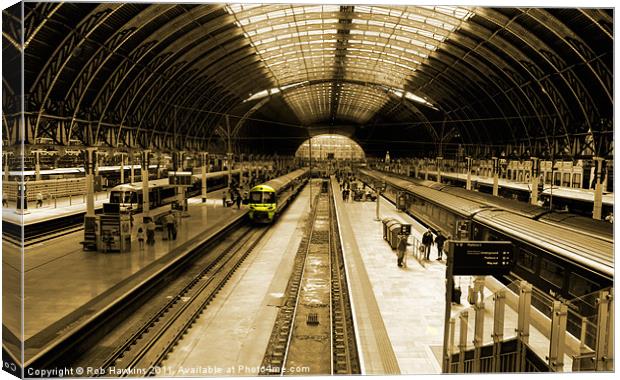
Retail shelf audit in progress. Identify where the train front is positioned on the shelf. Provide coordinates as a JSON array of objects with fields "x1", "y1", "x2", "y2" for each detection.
[
  {"x1": 109, "y1": 184, "x2": 139, "y2": 213},
  {"x1": 248, "y1": 185, "x2": 277, "y2": 223}
]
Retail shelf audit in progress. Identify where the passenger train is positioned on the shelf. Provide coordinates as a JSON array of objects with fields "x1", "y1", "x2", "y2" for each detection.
[
  {"x1": 248, "y1": 168, "x2": 310, "y2": 223},
  {"x1": 108, "y1": 169, "x2": 244, "y2": 212},
  {"x1": 375, "y1": 170, "x2": 613, "y2": 242},
  {"x1": 358, "y1": 169, "x2": 613, "y2": 319}
]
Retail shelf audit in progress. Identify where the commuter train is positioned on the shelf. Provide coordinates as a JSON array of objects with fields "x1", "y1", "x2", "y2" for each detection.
[
  {"x1": 376, "y1": 170, "x2": 612, "y2": 242},
  {"x1": 248, "y1": 168, "x2": 310, "y2": 223},
  {"x1": 358, "y1": 169, "x2": 613, "y2": 314},
  {"x1": 108, "y1": 169, "x2": 243, "y2": 212}
]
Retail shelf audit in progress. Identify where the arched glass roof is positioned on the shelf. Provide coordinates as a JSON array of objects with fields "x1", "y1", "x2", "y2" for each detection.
[
  {"x1": 225, "y1": 4, "x2": 473, "y2": 125},
  {"x1": 295, "y1": 134, "x2": 366, "y2": 160}
]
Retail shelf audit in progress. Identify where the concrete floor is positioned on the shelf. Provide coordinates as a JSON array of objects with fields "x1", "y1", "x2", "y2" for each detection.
[
  {"x1": 160, "y1": 181, "x2": 318, "y2": 376},
  {"x1": 3, "y1": 190, "x2": 245, "y2": 345}
]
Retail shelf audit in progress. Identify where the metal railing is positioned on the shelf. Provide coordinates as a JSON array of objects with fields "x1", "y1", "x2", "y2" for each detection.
[{"x1": 445, "y1": 280, "x2": 614, "y2": 373}]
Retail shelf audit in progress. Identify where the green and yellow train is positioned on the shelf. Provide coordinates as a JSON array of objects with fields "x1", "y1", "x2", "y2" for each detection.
[{"x1": 248, "y1": 168, "x2": 309, "y2": 223}]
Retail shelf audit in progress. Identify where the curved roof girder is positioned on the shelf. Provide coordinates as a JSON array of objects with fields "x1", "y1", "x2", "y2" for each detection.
[
  {"x1": 420, "y1": 17, "x2": 569, "y2": 143},
  {"x1": 65, "y1": 4, "x2": 177, "y2": 145},
  {"x1": 388, "y1": 95, "x2": 438, "y2": 142},
  {"x1": 578, "y1": 9, "x2": 612, "y2": 40},
  {"x1": 96, "y1": 9, "x2": 248, "y2": 146},
  {"x1": 91, "y1": 6, "x2": 231, "y2": 143},
  {"x1": 414, "y1": 64, "x2": 504, "y2": 143},
  {"x1": 452, "y1": 34, "x2": 563, "y2": 140},
  {"x1": 31, "y1": 3, "x2": 122, "y2": 141},
  {"x1": 414, "y1": 34, "x2": 547, "y2": 137},
  {"x1": 408, "y1": 72, "x2": 485, "y2": 144},
  {"x1": 520, "y1": 8, "x2": 612, "y2": 103},
  {"x1": 413, "y1": 47, "x2": 527, "y2": 144},
  {"x1": 474, "y1": 8, "x2": 600, "y2": 134}
]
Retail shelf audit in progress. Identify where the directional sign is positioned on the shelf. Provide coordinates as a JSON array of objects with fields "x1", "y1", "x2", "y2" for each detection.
[{"x1": 449, "y1": 241, "x2": 514, "y2": 276}]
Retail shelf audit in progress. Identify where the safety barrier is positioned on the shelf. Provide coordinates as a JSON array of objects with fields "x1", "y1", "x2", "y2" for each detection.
[
  {"x1": 2, "y1": 178, "x2": 86, "y2": 201},
  {"x1": 445, "y1": 279, "x2": 614, "y2": 373}
]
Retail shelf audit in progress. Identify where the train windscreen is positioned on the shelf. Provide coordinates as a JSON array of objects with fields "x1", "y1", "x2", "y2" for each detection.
[
  {"x1": 250, "y1": 191, "x2": 275, "y2": 204},
  {"x1": 110, "y1": 191, "x2": 137, "y2": 204}
]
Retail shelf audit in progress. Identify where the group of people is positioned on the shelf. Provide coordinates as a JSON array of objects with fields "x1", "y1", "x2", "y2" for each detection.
[
  {"x1": 222, "y1": 188, "x2": 243, "y2": 209},
  {"x1": 396, "y1": 229, "x2": 449, "y2": 268},
  {"x1": 135, "y1": 212, "x2": 178, "y2": 250},
  {"x1": 421, "y1": 229, "x2": 448, "y2": 261}
]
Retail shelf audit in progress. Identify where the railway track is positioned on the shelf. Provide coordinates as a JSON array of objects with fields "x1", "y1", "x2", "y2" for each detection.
[
  {"x1": 79, "y1": 225, "x2": 270, "y2": 376},
  {"x1": 260, "y1": 179, "x2": 360, "y2": 375}
]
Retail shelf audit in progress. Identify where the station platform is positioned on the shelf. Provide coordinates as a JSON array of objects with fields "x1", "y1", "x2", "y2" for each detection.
[
  {"x1": 161, "y1": 181, "x2": 318, "y2": 375},
  {"x1": 2, "y1": 190, "x2": 109, "y2": 226},
  {"x1": 3, "y1": 189, "x2": 247, "y2": 356},
  {"x1": 335, "y1": 180, "x2": 576, "y2": 373},
  {"x1": 419, "y1": 170, "x2": 613, "y2": 205}
]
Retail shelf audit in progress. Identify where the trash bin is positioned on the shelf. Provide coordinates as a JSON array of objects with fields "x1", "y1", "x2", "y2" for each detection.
[
  {"x1": 386, "y1": 220, "x2": 402, "y2": 249},
  {"x1": 382, "y1": 217, "x2": 397, "y2": 241}
]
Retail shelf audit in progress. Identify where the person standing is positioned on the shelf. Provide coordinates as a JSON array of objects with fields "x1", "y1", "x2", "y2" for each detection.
[
  {"x1": 165, "y1": 213, "x2": 175, "y2": 240},
  {"x1": 146, "y1": 218, "x2": 156, "y2": 246},
  {"x1": 222, "y1": 190, "x2": 227, "y2": 207},
  {"x1": 2, "y1": 192, "x2": 8, "y2": 208},
  {"x1": 397, "y1": 235, "x2": 407, "y2": 268},
  {"x1": 435, "y1": 231, "x2": 447, "y2": 260},
  {"x1": 136, "y1": 227, "x2": 145, "y2": 250},
  {"x1": 172, "y1": 213, "x2": 178, "y2": 240},
  {"x1": 422, "y1": 229, "x2": 434, "y2": 260},
  {"x1": 236, "y1": 192, "x2": 242, "y2": 209},
  {"x1": 36, "y1": 192, "x2": 43, "y2": 208}
]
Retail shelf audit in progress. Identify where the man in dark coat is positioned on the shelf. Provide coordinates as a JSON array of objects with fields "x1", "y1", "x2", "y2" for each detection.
[
  {"x1": 397, "y1": 235, "x2": 408, "y2": 268},
  {"x1": 435, "y1": 231, "x2": 447, "y2": 260},
  {"x1": 421, "y1": 229, "x2": 434, "y2": 260}
]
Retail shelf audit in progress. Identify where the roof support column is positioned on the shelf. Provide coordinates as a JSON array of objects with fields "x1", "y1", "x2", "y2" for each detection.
[
  {"x1": 141, "y1": 150, "x2": 151, "y2": 218},
  {"x1": 225, "y1": 115, "x2": 233, "y2": 193},
  {"x1": 466, "y1": 157, "x2": 472, "y2": 191},
  {"x1": 492, "y1": 157, "x2": 499, "y2": 197},
  {"x1": 530, "y1": 157, "x2": 540, "y2": 206},
  {"x1": 82, "y1": 147, "x2": 97, "y2": 249},
  {"x1": 85, "y1": 147, "x2": 97, "y2": 218},
  {"x1": 592, "y1": 157, "x2": 604, "y2": 220},
  {"x1": 201, "y1": 152, "x2": 209, "y2": 203}
]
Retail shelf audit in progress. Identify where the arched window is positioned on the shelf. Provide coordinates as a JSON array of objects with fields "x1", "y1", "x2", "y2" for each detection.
[{"x1": 295, "y1": 134, "x2": 366, "y2": 161}]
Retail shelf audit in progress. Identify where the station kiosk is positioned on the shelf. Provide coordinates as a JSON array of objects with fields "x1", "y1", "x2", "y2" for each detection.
[{"x1": 96, "y1": 203, "x2": 132, "y2": 253}]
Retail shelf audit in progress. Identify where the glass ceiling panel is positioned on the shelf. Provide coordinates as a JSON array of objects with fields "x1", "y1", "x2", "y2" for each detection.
[{"x1": 225, "y1": 4, "x2": 473, "y2": 124}]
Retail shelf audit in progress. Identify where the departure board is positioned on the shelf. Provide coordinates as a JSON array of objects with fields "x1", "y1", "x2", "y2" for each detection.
[{"x1": 449, "y1": 241, "x2": 514, "y2": 275}]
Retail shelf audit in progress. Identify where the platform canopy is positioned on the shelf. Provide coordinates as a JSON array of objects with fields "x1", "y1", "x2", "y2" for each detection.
[{"x1": 2, "y1": 3, "x2": 613, "y2": 157}]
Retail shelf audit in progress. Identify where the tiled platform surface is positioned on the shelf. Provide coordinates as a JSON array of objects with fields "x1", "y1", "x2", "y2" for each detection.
[
  {"x1": 338, "y1": 181, "x2": 575, "y2": 373},
  {"x1": 2, "y1": 189, "x2": 246, "y2": 348},
  {"x1": 2, "y1": 191, "x2": 109, "y2": 225}
]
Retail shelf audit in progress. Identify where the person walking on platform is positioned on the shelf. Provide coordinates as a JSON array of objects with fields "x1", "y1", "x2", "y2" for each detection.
[
  {"x1": 236, "y1": 192, "x2": 242, "y2": 209},
  {"x1": 397, "y1": 235, "x2": 408, "y2": 268},
  {"x1": 136, "y1": 227, "x2": 145, "y2": 250},
  {"x1": 146, "y1": 218, "x2": 156, "y2": 246},
  {"x1": 172, "y1": 214, "x2": 178, "y2": 240},
  {"x1": 422, "y1": 229, "x2": 434, "y2": 260},
  {"x1": 2, "y1": 192, "x2": 8, "y2": 208},
  {"x1": 435, "y1": 231, "x2": 447, "y2": 260},
  {"x1": 222, "y1": 190, "x2": 227, "y2": 207},
  {"x1": 164, "y1": 213, "x2": 175, "y2": 241},
  {"x1": 36, "y1": 192, "x2": 43, "y2": 208}
]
